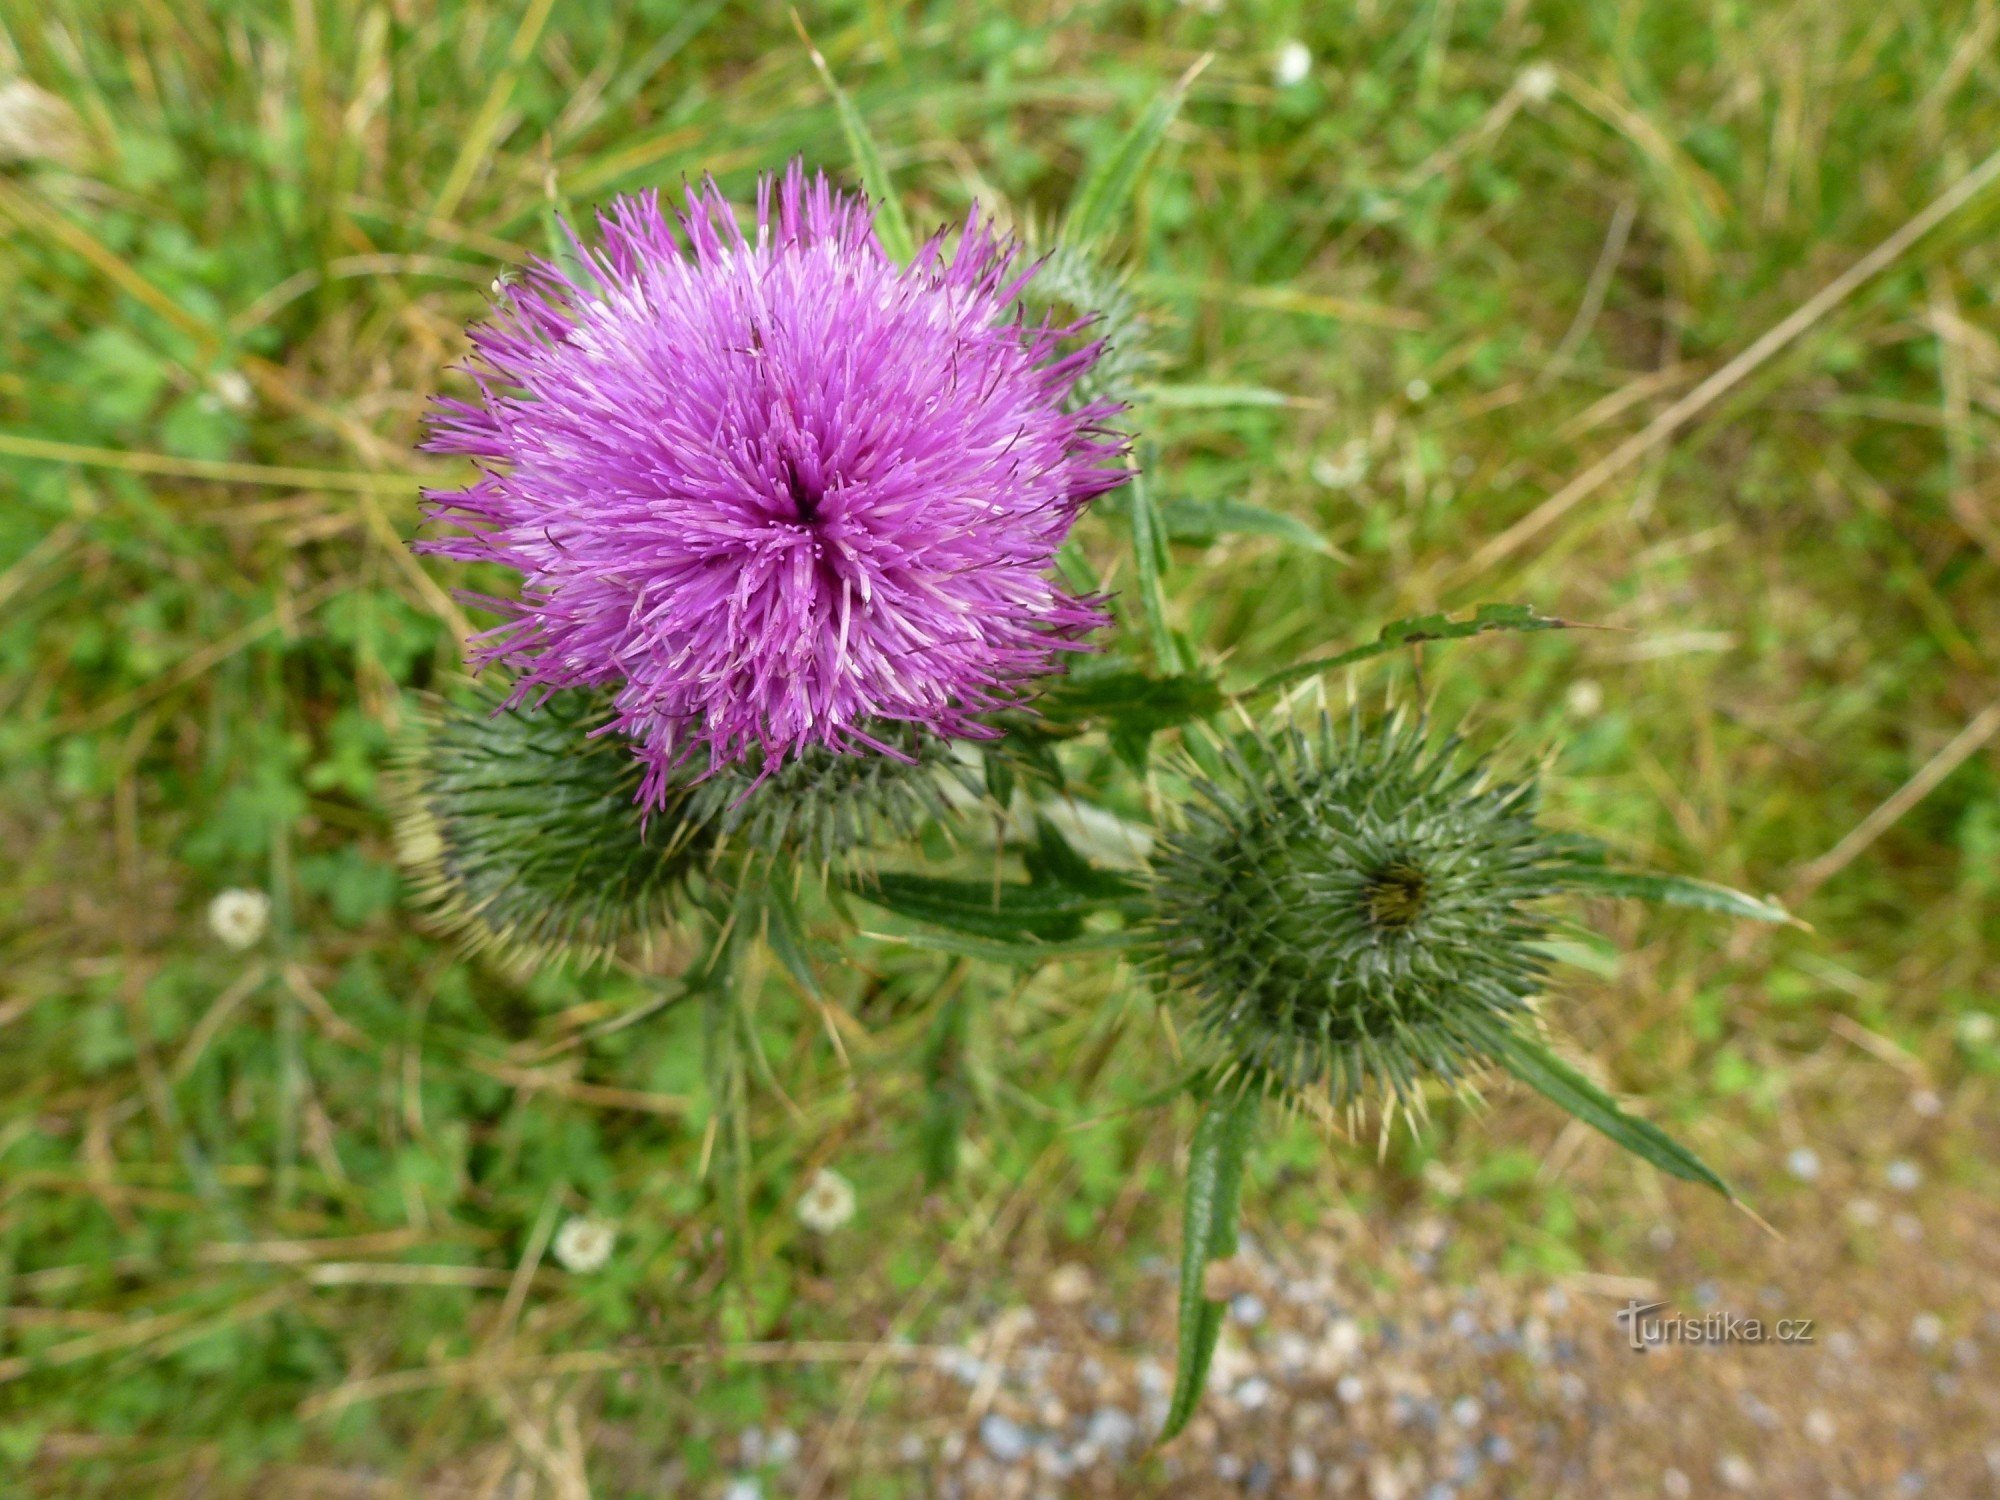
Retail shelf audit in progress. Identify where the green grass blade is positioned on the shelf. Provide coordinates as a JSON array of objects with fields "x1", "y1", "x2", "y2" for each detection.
[
  {"x1": 1126, "y1": 467, "x2": 1183, "y2": 673},
  {"x1": 1160, "y1": 497, "x2": 1334, "y2": 555},
  {"x1": 792, "y1": 11, "x2": 916, "y2": 263},
  {"x1": 1561, "y1": 866, "x2": 1798, "y2": 925},
  {"x1": 1484, "y1": 1023, "x2": 1732, "y2": 1198},
  {"x1": 1061, "y1": 54, "x2": 1210, "y2": 250},
  {"x1": 1162, "y1": 1085, "x2": 1259, "y2": 1441}
]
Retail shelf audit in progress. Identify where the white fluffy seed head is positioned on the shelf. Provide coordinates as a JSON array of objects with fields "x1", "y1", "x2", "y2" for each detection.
[
  {"x1": 553, "y1": 1215, "x2": 616, "y2": 1274},
  {"x1": 207, "y1": 888, "x2": 271, "y2": 950},
  {"x1": 795, "y1": 1167, "x2": 856, "y2": 1234},
  {"x1": 1517, "y1": 62, "x2": 1560, "y2": 104}
]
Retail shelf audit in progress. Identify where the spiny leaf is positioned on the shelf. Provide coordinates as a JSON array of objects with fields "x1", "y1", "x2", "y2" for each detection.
[
  {"x1": 1480, "y1": 1020, "x2": 1732, "y2": 1198},
  {"x1": 791, "y1": 11, "x2": 915, "y2": 263},
  {"x1": 1160, "y1": 497, "x2": 1335, "y2": 555},
  {"x1": 1060, "y1": 54, "x2": 1210, "y2": 249},
  {"x1": 1242, "y1": 603, "x2": 1579, "y2": 698},
  {"x1": 1163, "y1": 1086, "x2": 1260, "y2": 1441},
  {"x1": 1560, "y1": 866, "x2": 1798, "y2": 925}
]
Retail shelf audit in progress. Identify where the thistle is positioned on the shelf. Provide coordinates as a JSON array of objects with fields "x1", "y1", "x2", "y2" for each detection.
[
  {"x1": 419, "y1": 161, "x2": 1130, "y2": 808},
  {"x1": 1149, "y1": 714, "x2": 1567, "y2": 1114},
  {"x1": 393, "y1": 683, "x2": 717, "y2": 972}
]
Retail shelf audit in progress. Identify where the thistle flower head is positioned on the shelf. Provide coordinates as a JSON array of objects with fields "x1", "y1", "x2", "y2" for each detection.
[
  {"x1": 1149, "y1": 715, "x2": 1573, "y2": 1112},
  {"x1": 421, "y1": 162, "x2": 1129, "y2": 808}
]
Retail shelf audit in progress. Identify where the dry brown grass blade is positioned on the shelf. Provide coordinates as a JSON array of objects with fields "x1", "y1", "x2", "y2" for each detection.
[
  {"x1": 1452, "y1": 140, "x2": 2000, "y2": 587},
  {"x1": 1789, "y1": 692, "x2": 2000, "y2": 901}
]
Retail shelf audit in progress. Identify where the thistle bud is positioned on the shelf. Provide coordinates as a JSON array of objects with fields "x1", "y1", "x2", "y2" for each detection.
[
  {"x1": 394, "y1": 684, "x2": 717, "y2": 972},
  {"x1": 1148, "y1": 715, "x2": 1569, "y2": 1110}
]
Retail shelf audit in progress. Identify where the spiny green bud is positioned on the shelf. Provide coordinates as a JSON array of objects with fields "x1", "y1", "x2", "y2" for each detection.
[
  {"x1": 394, "y1": 682, "x2": 716, "y2": 972},
  {"x1": 396, "y1": 685, "x2": 979, "y2": 971},
  {"x1": 1148, "y1": 715, "x2": 1572, "y2": 1111}
]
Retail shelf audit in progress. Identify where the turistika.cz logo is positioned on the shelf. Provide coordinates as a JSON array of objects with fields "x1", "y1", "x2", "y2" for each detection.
[{"x1": 1615, "y1": 1299, "x2": 1816, "y2": 1353}]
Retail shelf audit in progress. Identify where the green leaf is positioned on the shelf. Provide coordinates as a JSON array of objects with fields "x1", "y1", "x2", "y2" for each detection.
[
  {"x1": 863, "y1": 927, "x2": 1143, "y2": 965},
  {"x1": 1023, "y1": 817, "x2": 1144, "y2": 900},
  {"x1": 1481, "y1": 1021, "x2": 1732, "y2": 1198},
  {"x1": 1160, "y1": 497, "x2": 1334, "y2": 555},
  {"x1": 1560, "y1": 866, "x2": 1797, "y2": 925},
  {"x1": 1038, "y1": 666, "x2": 1225, "y2": 735},
  {"x1": 1242, "y1": 603, "x2": 1579, "y2": 698},
  {"x1": 793, "y1": 14, "x2": 916, "y2": 263},
  {"x1": 1163, "y1": 1086, "x2": 1260, "y2": 1441},
  {"x1": 1060, "y1": 55, "x2": 1209, "y2": 249},
  {"x1": 844, "y1": 872, "x2": 1125, "y2": 943}
]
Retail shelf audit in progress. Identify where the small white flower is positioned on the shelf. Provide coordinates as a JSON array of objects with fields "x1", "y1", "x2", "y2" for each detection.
[
  {"x1": 210, "y1": 370, "x2": 254, "y2": 413},
  {"x1": 1786, "y1": 1146, "x2": 1821, "y2": 1182},
  {"x1": 795, "y1": 1167, "x2": 856, "y2": 1234},
  {"x1": 1517, "y1": 62, "x2": 1561, "y2": 104},
  {"x1": 1403, "y1": 376, "x2": 1432, "y2": 402},
  {"x1": 1885, "y1": 1158, "x2": 1921, "y2": 1193},
  {"x1": 1273, "y1": 41, "x2": 1312, "y2": 88},
  {"x1": 1957, "y1": 1011, "x2": 1996, "y2": 1048},
  {"x1": 207, "y1": 888, "x2": 271, "y2": 950},
  {"x1": 552, "y1": 1215, "x2": 616, "y2": 1274}
]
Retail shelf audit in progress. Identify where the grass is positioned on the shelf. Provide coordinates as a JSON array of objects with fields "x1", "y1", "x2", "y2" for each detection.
[{"x1": 3, "y1": 0, "x2": 2000, "y2": 1494}]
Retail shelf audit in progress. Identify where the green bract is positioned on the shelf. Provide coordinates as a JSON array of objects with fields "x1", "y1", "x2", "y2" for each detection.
[
  {"x1": 1150, "y1": 715, "x2": 1571, "y2": 1109},
  {"x1": 395, "y1": 685, "x2": 979, "y2": 971},
  {"x1": 394, "y1": 683, "x2": 718, "y2": 972}
]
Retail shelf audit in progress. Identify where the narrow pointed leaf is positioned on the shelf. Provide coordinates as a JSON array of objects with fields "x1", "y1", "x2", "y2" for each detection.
[
  {"x1": 1163, "y1": 1086, "x2": 1259, "y2": 1441},
  {"x1": 1061, "y1": 55, "x2": 1209, "y2": 248},
  {"x1": 845, "y1": 872, "x2": 1134, "y2": 942},
  {"x1": 762, "y1": 882, "x2": 823, "y2": 997},
  {"x1": 919, "y1": 990, "x2": 970, "y2": 1185},
  {"x1": 1560, "y1": 866, "x2": 1796, "y2": 925},
  {"x1": 1242, "y1": 603, "x2": 1578, "y2": 698},
  {"x1": 1485, "y1": 1023, "x2": 1731, "y2": 1198},
  {"x1": 792, "y1": 13, "x2": 916, "y2": 263}
]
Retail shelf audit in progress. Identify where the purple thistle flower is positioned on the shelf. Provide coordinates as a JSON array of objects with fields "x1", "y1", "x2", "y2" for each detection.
[{"x1": 420, "y1": 161, "x2": 1129, "y2": 806}]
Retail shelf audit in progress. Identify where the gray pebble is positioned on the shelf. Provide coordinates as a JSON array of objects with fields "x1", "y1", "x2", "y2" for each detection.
[
  {"x1": 1229, "y1": 1292, "x2": 1268, "y2": 1327},
  {"x1": 979, "y1": 1413, "x2": 1032, "y2": 1463}
]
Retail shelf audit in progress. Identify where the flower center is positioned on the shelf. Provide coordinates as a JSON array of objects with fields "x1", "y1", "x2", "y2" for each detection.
[
  {"x1": 782, "y1": 457, "x2": 824, "y2": 524},
  {"x1": 1362, "y1": 862, "x2": 1429, "y2": 932}
]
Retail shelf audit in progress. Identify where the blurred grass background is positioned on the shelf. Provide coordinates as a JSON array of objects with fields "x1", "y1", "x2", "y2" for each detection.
[{"x1": 3, "y1": 0, "x2": 1999, "y2": 1495}]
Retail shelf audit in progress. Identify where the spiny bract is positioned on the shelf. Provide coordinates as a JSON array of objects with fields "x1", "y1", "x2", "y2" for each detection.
[
  {"x1": 394, "y1": 683, "x2": 716, "y2": 973},
  {"x1": 396, "y1": 684, "x2": 979, "y2": 969},
  {"x1": 1149, "y1": 715, "x2": 1575, "y2": 1110},
  {"x1": 419, "y1": 161, "x2": 1130, "y2": 809}
]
